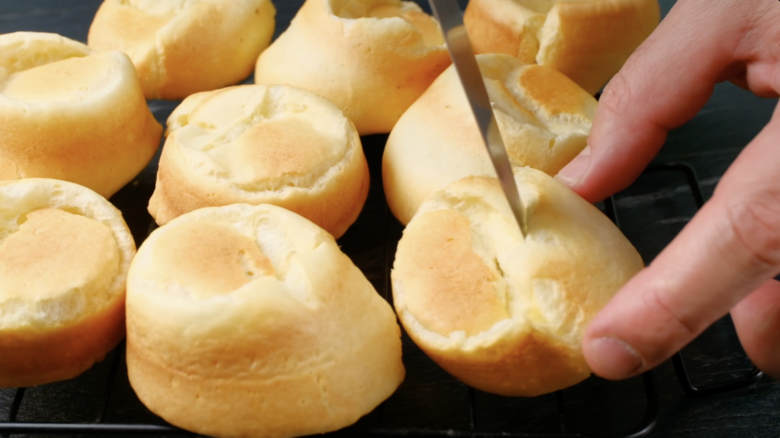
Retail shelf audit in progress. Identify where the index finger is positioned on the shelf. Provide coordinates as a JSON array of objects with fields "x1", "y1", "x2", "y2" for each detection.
[
  {"x1": 584, "y1": 104, "x2": 780, "y2": 380},
  {"x1": 556, "y1": 0, "x2": 758, "y2": 203}
]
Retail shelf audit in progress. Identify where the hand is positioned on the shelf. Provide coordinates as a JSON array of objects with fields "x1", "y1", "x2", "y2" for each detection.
[{"x1": 556, "y1": 0, "x2": 780, "y2": 381}]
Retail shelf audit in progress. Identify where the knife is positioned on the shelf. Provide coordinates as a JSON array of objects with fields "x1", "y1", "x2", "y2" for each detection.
[{"x1": 428, "y1": 0, "x2": 528, "y2": 237}]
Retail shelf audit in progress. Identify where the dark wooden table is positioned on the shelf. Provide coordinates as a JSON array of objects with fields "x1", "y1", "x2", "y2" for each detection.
[{"x1": 1, "y1": 1, "x2": 778, "y2": 437}]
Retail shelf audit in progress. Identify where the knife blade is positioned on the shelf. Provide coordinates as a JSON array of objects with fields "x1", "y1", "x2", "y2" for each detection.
[{"x1": 428, "y1": 0, "x2": 528, "y2": 237}]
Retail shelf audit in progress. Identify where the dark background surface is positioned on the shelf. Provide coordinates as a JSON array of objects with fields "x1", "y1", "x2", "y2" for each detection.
[{"x1": 1, "y1": 0, "x2": 779, "y2": 437}]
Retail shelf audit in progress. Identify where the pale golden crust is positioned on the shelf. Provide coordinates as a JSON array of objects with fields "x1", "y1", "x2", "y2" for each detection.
[
  {"x1": 413, "y1": 328, "x2": 590, "y2": 397},
  {"x1": 538, "y1": 0, "x2": 661, "y2": 95},
  {"x1": 392, "y1": 168, "x2": 644, "y2": 396},
  {"x1": 383, "y1": 54, "x2": 596, "y2": 225},
  {"x1": 0, "y1": 32, "x2": 93, "y2": 76},
  {"x1": 0, "y1": 209, "x2": 119, "y2": 302},
  {"x1": 88, "y1": 0, "x2": 277, "y2": 100},
  {"x1": 147, "y1": 220, "x2": 275, "y2": 298},
  {"x1": 463, "y1": 0, "x2": 548, "y2": 64},
  {"x1": 254, "y1": 0, "x2": 451, "y2": 135},
  {"x1": 0, "y1": 179, "x2": 135, "y2": 388},
  {"x1": 400, "y1": 209, "x2": 509, "y2": 338},
  {"x1": 0, "y1": 297, "x2": 126, "y2": 388},
  {"x1": 0, "y1": 32, "x2": 161, "y2": 198},
  {"x1": 127, "y1": 204, "x2": 404, "y2": 438},
  {"x1": 1, "y1": 55, "x2": 111, "y2": 103},
  {"x1": 464, "y1": 0, "x2": 660, "y2": 94},
  {"x1": 148, "y1": 85, "x2": 369, "y2": 239},
  {"x1": 518, "y1": 64, "x2": 593, "y2": 118}
]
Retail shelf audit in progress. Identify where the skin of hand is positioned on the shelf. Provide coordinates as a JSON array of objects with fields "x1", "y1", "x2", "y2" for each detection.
[{"x1": 555, "y1": 0, "x2": 780, "y2": 381}]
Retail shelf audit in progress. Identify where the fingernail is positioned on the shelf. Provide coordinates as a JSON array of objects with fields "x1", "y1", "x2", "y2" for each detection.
[
  {"x1": 555, "y1": 146, "x2": 591, "y2": 186},
  {"x1": 588, "y1": 337, "x2": 643, "y2": 380}
]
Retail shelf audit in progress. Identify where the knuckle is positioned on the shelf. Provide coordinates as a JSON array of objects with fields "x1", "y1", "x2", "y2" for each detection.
[
  {"x1": 723, "y1": 193, "x2": 780, "y2": 277},
  {"x1": 599, "y1": 71, "x2": 633, "y2": 117},
  {"x1": 640, "y1": 286, "x2": 698, "y2": 340}
]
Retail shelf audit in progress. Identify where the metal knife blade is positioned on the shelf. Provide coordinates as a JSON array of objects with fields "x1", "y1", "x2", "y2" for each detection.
[{"x1": 429, "y1": 0, "x2": 528, "y2": 236}]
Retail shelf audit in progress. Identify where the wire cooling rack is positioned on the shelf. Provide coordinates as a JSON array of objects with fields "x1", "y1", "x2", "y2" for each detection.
[{"x1": 0, "y1": 161, "x2": 764, "y2": 438}]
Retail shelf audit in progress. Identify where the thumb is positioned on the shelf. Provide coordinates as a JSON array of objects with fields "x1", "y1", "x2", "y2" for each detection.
[
  {"x1": 557, "y1": 0, "x2": 751, "y2": 203},
  {"x1": 583, "y1": 106, "x2": 780, "y2": 380}
]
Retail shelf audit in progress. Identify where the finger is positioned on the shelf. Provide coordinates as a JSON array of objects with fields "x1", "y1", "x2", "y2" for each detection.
[
  {"x1": 744, "y1": 62, "x2": 780, "y2": 99},
  {"x1": 731, "y1": 279, "x2": 780, "y2": 380},
  {"x1": 736, "y1": 5, "x2": 780, "y2": 99},
  {"x1": 556, "y1": 0, "x2": 757, "y2": 203},
  {"x1": 583, "y1": 105, "x2": 780, "y2": 380},
  {"x1": 719, "y1": 63, "x2": 780, "y2": 99}
]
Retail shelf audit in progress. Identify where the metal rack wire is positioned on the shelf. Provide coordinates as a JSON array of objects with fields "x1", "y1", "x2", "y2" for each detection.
[{"x1": 0, "y1": 161, "x2": 764, "y2": 437}]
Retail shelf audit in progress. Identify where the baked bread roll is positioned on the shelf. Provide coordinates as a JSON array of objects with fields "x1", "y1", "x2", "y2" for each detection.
[
  {"x1": 0, "y1": 179, "x2": 135, "y2": 388},
  {"x1": 148, "y1": 84, "x2": 369, "y2": 239},
  {"x1": 127, "y1": 203, "x2": 404, "y2": 438},
  {"x1": 254, "y1": 0, "x2": 451, "y2": 135},
  {"x1": 392, "y1": 167, "x2": 643, "y2": 397},
  {"x1": 464, "y1": 0, "x2": 660, "y2": 95},
  {"x1": 88, "y1": 0, "x2": 276, "y2": 100},
  {"x1": 383, "y1": 53, "x2": 596, "y2": 225},
  {"x1": 0, "y1": 32, "x2": 161, "y2": 199}
]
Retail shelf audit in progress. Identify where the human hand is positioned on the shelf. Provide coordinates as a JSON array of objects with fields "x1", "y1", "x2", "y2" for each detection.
[{"x1": 555, "y1": 0, "x2": 780, "y2": 381}]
